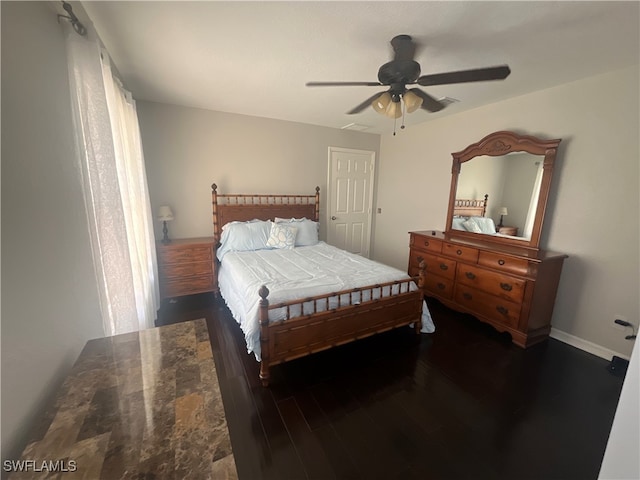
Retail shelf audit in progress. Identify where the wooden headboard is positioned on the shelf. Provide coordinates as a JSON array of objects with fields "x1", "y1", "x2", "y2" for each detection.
[
  {"x1": 453, "y1": 194, "x2": 488, "y2": 217},
  {"x1": 211, "y1": 184, "x2": 320, "y2": 244}
]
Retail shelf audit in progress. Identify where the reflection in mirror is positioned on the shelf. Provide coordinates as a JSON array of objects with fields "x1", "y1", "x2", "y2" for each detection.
[{"x1": 453, "y1": 153, "x2": 543, "y2": 240}]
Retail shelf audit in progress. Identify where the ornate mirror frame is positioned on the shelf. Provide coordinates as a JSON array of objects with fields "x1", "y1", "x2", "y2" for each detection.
[{"x1": 445, "y1": 131, "x2": 561, "y2": 250}]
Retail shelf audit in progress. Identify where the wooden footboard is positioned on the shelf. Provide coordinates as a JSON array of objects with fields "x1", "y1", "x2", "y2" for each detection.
[{"x1": 258, "y1": 262, "x2": 425, "y2": 386}]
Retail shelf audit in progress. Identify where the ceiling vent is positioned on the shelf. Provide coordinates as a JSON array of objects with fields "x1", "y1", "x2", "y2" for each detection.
[{"x1": 341, "y1": 123, "x2": 371, "y2": 131}]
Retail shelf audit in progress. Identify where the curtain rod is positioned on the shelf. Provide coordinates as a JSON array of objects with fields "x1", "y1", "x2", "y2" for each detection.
[{"x1": 58, "y1": 1, "x2": 87, "y2": 36}]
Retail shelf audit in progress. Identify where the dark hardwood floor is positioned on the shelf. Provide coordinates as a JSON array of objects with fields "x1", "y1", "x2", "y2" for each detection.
[{"x1": 158, "y1": 293, "x2": 625, "y2": 480}]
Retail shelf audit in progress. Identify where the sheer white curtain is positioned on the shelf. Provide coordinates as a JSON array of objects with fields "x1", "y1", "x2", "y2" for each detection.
[{"x1": 64, "y1": 24, "x2": 159, "y2": 336}]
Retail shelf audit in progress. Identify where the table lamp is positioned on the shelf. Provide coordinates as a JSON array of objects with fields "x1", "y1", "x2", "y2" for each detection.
[{"x1": 157, "y1": 205, "x2": 174, "y2": 244}]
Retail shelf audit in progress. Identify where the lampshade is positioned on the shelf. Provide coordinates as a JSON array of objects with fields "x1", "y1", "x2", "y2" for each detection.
[
  {"x1": 372, "y1": 92, "x2": 392, "y2": 114},
  {"x1": 384, "y1": 100, "x2": 402, "y2": 119},
  {"x1": 157, "y1": 205, "x2": 174, "y2": 221},
  {"x1": 499, "y1": 207, "x2": 508, "y2": 216},
  {"x1": 403, "y1": 90, "x2": 424, "y2": 113}
]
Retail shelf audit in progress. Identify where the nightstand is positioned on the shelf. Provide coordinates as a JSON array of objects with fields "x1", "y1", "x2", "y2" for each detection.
[
  {"x1": 157, "y1": 237, "x2": 216, "y2": 300},
  {"x1": 498, "y1": 226, "x2": 518, "y2": 236}
]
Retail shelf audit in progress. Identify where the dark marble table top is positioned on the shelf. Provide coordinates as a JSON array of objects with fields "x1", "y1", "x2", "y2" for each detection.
[{"x1": 12, "y1": 319, "x2": 237, "y2": 479}]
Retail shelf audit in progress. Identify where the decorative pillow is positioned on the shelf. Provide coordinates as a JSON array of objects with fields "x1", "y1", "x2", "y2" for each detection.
[
  {"x1": 462, "y1": 218, "x2": 483, "y2": 234},
  {"x1": 472, "y1": 216, "x2": 497, "y2": 234},
  {"x1": 266, "y1": 223, "x2": 298, "y2": 249},
  {"x1": 216, "y1": 220, "x2": 272, "y2": 261},
  {"x1": 275, "y1": 217, "x2": 319, "y2": 246}
]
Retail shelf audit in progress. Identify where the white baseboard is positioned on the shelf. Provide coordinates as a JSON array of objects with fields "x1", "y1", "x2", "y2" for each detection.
[{"x1": 550, "y1": 328, "x2": 629, "y2": 361}]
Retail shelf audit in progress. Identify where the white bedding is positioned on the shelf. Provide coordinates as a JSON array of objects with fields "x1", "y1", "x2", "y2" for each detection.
[{"x1": 218, "y1": 241, "x2": 435, "y2": 360}]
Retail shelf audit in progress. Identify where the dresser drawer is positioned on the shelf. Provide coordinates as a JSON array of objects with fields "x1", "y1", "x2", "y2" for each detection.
[
  {"x1": 409, "y1": 252, "x2": 456, "y2": 280},
  {"x1": 455, "y1": 263, "x2": 526, "y2": 304},
  {"x1": 478, "y1": 251, "x2": 530, "y2": 276},
  {"x1": 442, "y1": 242, "x2": 479, "y2": 263},
  {"x1": 160, "y1": 261, "x2": 213, "y2": 280},
  {"x1": 454, "y1": 285, "x2": 521, "y2": 329},
  {"x1": 158, "y1": 245, "x2": 212, "y2": 265},
  {"x1": 410, "y1": 234, "x2": 442, "y2": 254},
  {"x1": 424, "y1": 274, "x2": 454, "y2": 300},
  {"x1": 162, "y1": 275, "x2": 214, "y2": 298}
]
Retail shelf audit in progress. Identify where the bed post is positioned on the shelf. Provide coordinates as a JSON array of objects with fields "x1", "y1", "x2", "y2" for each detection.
[
  {"x1": 258, "y1": 285, "x2": 271, "y2": 387},
  {"x1": 211, "y1": 183, "x2": 219, "y2": 244},
  {"x1": 314, "y1": 186, "x2": 320, "y2": 222},
  {"x1": 416, "y1": 257, "x2": 426, "y2": 334}
]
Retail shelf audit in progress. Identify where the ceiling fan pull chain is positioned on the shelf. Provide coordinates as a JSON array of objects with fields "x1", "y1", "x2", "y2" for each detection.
[
  {"x1": 393, "y1": 115, "x2": 397, "y2": 136},
  {"x1": 401, "y1": 98, "x2": 407, "y2": 130}
]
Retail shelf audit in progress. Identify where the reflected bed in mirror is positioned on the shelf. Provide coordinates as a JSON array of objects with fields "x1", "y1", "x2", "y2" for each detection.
[{"x1": 446, "y1": 131, "x2": 561, "y2": 250}]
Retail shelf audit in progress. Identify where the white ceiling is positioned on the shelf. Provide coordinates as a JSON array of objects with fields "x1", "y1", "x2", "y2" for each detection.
[{"x1": 82, "y1": 1, "x2": 639, "y2": 135}]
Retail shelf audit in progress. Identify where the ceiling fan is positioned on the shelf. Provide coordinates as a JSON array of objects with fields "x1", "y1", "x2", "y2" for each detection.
[{"x1": 306, "y1": 35, "x2": 511, "y2": 121}]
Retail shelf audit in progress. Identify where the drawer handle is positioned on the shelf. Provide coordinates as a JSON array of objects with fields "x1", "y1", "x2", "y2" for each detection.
[
  {"x1": 465, "y1": 272, "x2": 476, "y2": 280},
  {"x1": 498, "y1": 259, "x2": 506, "y2": 266},
  {"x1": 463, "y1": 292, "x2": 472, "y2": 300},
  {"x1": 424, "y1": 241, "x2": 430, "y2": 247},
  {"x1": 496, "y1": 305, "x2": 508, "y2": 315},
  {"x1": 439, "y1": 264, "x2": 449, "y2": 271},
  {"x1": 437, "y1": 283, "x2": 446, "y2": 290},
  {"x1": 500, "y1": 282, "x2": 513, "y2": 292},
  {"x1": 456, "y1": 249, "x2": 463, "y2": 255}
]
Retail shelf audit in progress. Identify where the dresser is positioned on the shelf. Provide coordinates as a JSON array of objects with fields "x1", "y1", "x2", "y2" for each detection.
[
  {"x1": 157, "y1": 237, "x2": 216, "y2": 300},
  {"x1": 409, "y1": 230, "x2": 566, "y2": 347}
]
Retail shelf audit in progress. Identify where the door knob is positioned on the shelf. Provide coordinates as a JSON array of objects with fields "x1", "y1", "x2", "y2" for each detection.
[{"x1": 331, "y1": 216, "x2": 337, "y2": 220}]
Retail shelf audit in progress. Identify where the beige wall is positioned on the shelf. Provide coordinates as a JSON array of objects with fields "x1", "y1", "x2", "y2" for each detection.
[
  {"x1": 138, "y1": 102, "x2": 380, "y2": 242},
  {"x1": 374, "y1": 66, "x2": 640, "y2": 358},
  {"x1": 1, "y1": 1, "x2": 104, "y2": 460}
]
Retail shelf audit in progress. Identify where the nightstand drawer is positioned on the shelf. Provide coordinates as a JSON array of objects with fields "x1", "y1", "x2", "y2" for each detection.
[
  {"x1": 455, "y1": 263, "x2": 525, "y2": 304},
  {"x1": 157, "y1": 237, "x2": 216, "y2": 300},
  {"x1": 158, "y1": 245, "x2": 212, "y2": 265},
  {"x1": 162, "y1": 275, "x2": 214, "y2": 298},
  {"x1": 161, "y1": 261, "x2": 212, "y2": 280}
]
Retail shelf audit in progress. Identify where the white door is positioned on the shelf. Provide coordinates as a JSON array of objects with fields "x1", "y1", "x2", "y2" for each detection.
[{"x1": 327, "y1": 147, "x2": 375, "y2": 257}]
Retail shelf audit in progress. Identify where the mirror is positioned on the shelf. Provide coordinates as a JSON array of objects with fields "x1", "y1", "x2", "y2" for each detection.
[{"x1": 445, "y1": 131, "x2": 561, "y2": 250}]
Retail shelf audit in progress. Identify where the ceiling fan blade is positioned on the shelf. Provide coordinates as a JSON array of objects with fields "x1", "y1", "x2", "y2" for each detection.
[
  {"x1": 417, "y1": 65, "x2": 511, "y2": 87},
  {"x1": 407, "y1": 88, "x2": 445, "y2": 113},
  {"x1": 306, "y1": 81, "x2": 381, "y2": 87},
  {"x1": 390, "y1": 34, "x2": 417, "y2": 62},
  {"x1": 347, "y1": 91, "x2": 387, "y2": 114}
]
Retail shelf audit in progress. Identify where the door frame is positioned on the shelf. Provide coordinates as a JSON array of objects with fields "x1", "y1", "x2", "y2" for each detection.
[{"x1": 326, "y1": 146, "x2": 376, "y2": 257}]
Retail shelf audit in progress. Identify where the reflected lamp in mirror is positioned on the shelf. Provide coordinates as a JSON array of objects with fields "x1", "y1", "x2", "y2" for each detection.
[
  {"x1": 157, "y1": 205, "x2": 174, "y2": 244},
  {"x1": 497, "y1": 207, "x2": 508, "y2": 228}
]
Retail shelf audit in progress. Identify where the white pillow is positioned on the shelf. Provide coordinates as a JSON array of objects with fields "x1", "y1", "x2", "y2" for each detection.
[
  {"x1": 266, "y1": 223, "x2": 298, "y2": 249},
  {"x1": 216, "y1": 220, "x2": 272, "y2": 261},
  {"x1": 274, "y1": 217, "x2": 319, "y2": 246},
  {"x1": 452, "y1": 217, "x2": 467, "y2": 231},
  {"x1": 462, "y1": 218, "x2": 483, "y2": 234},
  {"x1": 472, "y1": 216, "x2": 497, "y2": 234}
]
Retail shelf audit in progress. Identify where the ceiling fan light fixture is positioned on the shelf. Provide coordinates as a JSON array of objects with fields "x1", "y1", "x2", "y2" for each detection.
[
  {"x1": 384, "y1": 100, "x2": 402, "y2": 119},
  {"x1": 403, "y1": 90, "x2": 423, "y2": 113},
  {"x1": 372, "y1": 92, "x2": 391, "y2": 114}
]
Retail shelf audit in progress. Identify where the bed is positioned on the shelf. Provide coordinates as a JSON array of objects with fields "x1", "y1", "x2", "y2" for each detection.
[
  {"x1": 451, "y1": 194, "x2": 497, "y2": 234},
  {"x1": 211, "y1": 184, "x2": 433, "y2": 386}
]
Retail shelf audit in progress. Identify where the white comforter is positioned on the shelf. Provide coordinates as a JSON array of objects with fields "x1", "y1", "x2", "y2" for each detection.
[{"x1": 218, "y1": 241, "x2": 435, "y2": 360}]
